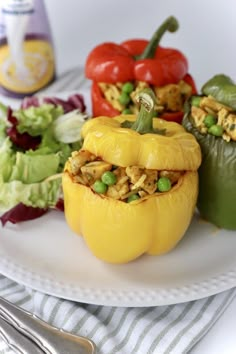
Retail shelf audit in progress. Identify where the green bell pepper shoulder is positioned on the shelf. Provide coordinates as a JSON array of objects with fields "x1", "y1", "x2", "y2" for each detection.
[{"x1": 182, "y1": 74, "x2": 236, "y2": 230}]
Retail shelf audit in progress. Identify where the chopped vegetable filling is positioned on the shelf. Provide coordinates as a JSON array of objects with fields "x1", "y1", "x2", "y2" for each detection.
[
  {"x1": 99, "y1": 80, "x2": 192, "y2": 116},
  {"x1": 190, "y1": 95, "x2": 236, "y2": 142},
  {"x1": 68, "y1": 150, "x2": 184, "y2": 202}
]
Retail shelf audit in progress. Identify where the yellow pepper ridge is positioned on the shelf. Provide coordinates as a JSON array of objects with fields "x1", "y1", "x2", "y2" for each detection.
[{"x1": 81, "y1": 115, "x2": 201, "y2": 171}]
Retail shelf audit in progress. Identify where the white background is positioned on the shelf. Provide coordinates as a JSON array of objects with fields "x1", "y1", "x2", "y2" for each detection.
[
  {"x1": 39, "y1": 1, "x2": 236, "y2": 353},
  {"x1": 45, "y1": 0, "x2": 236, "y2": 91}
]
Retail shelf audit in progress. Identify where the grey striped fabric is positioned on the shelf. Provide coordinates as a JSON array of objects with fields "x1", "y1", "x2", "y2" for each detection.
[
  {"x1": 0, "y1": 276, "x2": 235, "y2": 354},
  {"x1": 0, "y1": 69, "x2": 235, "y2": 353}
]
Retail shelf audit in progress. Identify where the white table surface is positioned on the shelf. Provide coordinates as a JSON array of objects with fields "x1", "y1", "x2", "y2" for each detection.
[
  {"x1": 191, "y1": 295, "x2": 236, "y2": 353},
  {"x1": 13, "y1": 1, "x2": 236, "y2": 353}
]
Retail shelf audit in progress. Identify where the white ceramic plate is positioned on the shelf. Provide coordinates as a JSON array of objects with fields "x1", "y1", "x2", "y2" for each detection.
[
  {"x1": 0, "y1": 86, "x2": 236, "y2": 307},
  {"x1": 0, "y1": 210, "x2": 235, "y2": 307}
]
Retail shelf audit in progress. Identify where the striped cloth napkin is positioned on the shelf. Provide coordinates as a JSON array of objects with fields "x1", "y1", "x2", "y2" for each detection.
[
  {"x1": 0, "y1": 68, "x2": 235, "y2": 354},
  {"x1": 0, "y1": 276, "x2": 235, "y2": 354}
]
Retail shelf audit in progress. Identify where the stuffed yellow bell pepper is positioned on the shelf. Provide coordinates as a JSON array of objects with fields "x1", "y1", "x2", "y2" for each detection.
[{"x1": 62, "y1": 89, "x2": 201, "y2": 263}]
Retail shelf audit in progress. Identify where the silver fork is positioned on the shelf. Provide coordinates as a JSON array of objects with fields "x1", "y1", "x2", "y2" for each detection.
[{"x1": 0, "y1": 296, "x2": 96, "y2": 354}]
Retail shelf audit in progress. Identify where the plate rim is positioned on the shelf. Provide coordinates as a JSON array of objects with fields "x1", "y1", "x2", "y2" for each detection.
[
  {"x1": 0, "y1": 210, "x2": 236, "y2": 308},
  {"x1": 0, "y1": 89, "x2": 236, "y2": 307},
  {"x1": 0, "y1": 254, "x2": 235, "y2": 307}
]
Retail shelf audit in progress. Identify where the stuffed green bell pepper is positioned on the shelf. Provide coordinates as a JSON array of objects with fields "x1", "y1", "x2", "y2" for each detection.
[{"x1": 182, "y1": 74, "x2": 236, "y2": 230}]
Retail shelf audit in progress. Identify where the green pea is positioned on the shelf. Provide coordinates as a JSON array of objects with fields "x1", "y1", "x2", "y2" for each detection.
[
  {"x1": 119, "y1": 92, "x2": 130, "y2": 106},
  {"x1": 203, "y1": 114, "x2": 217, "y2": 128},
  {"x1": 208, "y1": 124, "x2": 224, "y2": 137},
  {"x1": 157, "y1": 177, "x2": 172, "y2": 192},
  {"x1": 122, "y1": 82, "x2": 134, "y2": 94},
  {"x1": 191, "y1": 96, "x2": 201, "y2": 107},
  {"x1": 93, "y1": 180, "x2": 108, "y2": 194},
  {"x1": 127, "y1": 194, "x2": 140, "y2": 203},
  {"x1": 101, "y1": 171, "x2": 117, "y2": 186},
  {"x1": 122, "y1": 108, "x2": 132, "y2": 115}
]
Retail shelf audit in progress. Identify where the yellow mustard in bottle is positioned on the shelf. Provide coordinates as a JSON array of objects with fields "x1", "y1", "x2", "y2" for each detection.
[{"x1": 0, "y1": 0, "x2": 56, "y2": 98}]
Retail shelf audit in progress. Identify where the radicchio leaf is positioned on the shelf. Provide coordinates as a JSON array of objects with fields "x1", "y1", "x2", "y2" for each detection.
[
  {"x1": 20, "y1": 96, "x2": 40, "y2": 110},
  {"x1": 21, "y1": 93, "x2": 86, "y2": 113},
  {"x1": 44, "y1": 94, "x2": 86, "y2": 113},
  {"x1": 55, "y1": 198, "x2": 64, "y2": 212},
  {"x1": 7, "y1": 126, "x2": 41, "y2": 150},
  {"x1": 67, "y1": 94, "x2": 86, "y2": 112},
  {"x1": 7, "y1": 107, "x2": 17, "y2": 125},
  {"x1": 6, "y1": 107, "x2": 41, "y2": 150},
  {"x1": 0, "y1": 203, "x2": 48, "y2": 226}
]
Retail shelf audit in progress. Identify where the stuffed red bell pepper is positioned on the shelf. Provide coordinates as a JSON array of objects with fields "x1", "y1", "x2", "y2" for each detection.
[{"x1": 85, "y1": 16, "x2": 197, "y2": 124}]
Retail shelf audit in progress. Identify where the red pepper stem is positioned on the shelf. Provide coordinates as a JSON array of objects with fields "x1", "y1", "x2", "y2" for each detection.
[
  {"x1": 137, "y1": 16, "x2": 179, "y2": 60},
  {"x1": 131, "y1": 88, "x2": 156, "y2": 134}
]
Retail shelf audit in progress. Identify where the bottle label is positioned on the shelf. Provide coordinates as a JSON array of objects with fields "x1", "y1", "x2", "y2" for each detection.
[
  {"x1": 0, "y1": 0, "x2": 55, "y2": 96},
  {"x1": 2, "y1": 0, "x2": 34, "y2": 15}
]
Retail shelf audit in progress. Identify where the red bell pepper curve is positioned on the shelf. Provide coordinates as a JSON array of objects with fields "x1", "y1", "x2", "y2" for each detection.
[{"x1": 85, "y1": 16, "x2": 197, "y2": 122}]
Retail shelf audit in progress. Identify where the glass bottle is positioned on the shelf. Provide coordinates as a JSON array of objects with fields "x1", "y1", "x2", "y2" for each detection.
[{"x1": 0, "y1": 0, "x2": 56, "y2": 98}]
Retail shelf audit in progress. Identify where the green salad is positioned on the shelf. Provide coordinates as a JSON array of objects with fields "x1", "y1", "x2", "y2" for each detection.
[{"x1": 0, "y1": 94, "x2": 89, "y2": 224}]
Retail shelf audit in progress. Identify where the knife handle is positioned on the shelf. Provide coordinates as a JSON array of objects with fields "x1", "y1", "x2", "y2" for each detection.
[
  {"x1": 0, "y1": 314, "x2": 44, "y2": 354},
  {"x1": 0, "y1": 296, "x2": 96, "y2": 354}
]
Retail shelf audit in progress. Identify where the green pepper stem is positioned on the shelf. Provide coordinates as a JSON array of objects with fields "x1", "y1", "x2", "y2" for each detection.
[
  {"x1": 131, "y1": 88, "x2": 156, "y2": 134},
  {"x1": 137, "y1": 16, "x2": 179, "y2": 60}
]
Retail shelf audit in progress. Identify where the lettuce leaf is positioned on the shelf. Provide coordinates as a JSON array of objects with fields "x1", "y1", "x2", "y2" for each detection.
[
  {"x1": 0, "y1": 138, "x2": 15, "y2": 182},
  {"x1": 15, "y1": 104, "x2": 63, "y2": 136},
  {"x1": 0, "y1": 137, "x2": 60, "y2": 184},
  {"x1": 9, "y1": 152, "x2": 60, "y2": 184},
  {"x1": 52, "y1": 109, "x2": 89, "y2": 143},
  {"x1": 38, "y1": 127, "x2": 73, "y2": 169},
  {"x1": 0, "y1": 94, "x2": 87, "y2": 223},
  {"x1": 0, "y1": 176, "x2": 62, "y2": 212},
  {"x1": 0, "y1": 120, "x2": 6, "y2": 144}
]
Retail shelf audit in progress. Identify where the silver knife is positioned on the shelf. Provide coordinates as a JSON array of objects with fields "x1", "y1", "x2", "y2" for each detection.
[
  {"x1": 0, "y1": 296, "x2": 96, "y2": 354},
  {"x1": 0, "y1": 314, "x2": 44, "y2": 354}
]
